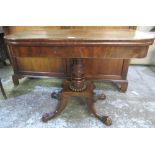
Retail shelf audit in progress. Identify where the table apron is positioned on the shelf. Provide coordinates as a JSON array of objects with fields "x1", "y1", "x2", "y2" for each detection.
[{"x1": 9, "y1": 45, "x2": 149, "y2": 59}]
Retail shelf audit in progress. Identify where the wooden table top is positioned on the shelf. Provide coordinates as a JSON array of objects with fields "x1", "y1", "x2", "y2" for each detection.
[{"x1": 5, "y1": 29, "x2": 155, "y2": 42}]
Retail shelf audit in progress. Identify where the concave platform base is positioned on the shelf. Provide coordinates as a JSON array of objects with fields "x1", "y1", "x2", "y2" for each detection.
[{"x1": 42, "y1": 80, "x2": 112, "y2": 126}]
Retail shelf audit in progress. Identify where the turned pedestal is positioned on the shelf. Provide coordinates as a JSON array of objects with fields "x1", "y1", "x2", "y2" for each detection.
[{"x1": 42, "y1": 58, "x2": 112, "y2": 126}]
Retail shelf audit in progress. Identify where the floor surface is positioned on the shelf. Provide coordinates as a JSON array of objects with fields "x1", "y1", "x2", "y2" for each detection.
[{"x1": 0, "y1": 65, "x2": 155, "y2": 128}]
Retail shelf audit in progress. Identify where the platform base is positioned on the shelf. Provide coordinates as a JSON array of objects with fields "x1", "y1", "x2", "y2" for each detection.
[{"x1": 42, "y1": 80, "x2": 112, "y2": 126}]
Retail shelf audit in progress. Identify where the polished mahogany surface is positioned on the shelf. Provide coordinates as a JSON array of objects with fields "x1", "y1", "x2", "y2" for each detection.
[
  {"x1": 5, "y1": 29, "x2": 154, "y2": 42},
  {"x1": 5, "y1": 29, "x2": 154, "y2": 60},
  {"x1": 4, "y1": 28, "x2": 154, "y2": 93}
]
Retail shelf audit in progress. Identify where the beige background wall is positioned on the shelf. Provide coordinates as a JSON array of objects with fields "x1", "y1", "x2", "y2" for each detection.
[{"x1": 131, "y1": 26, "x2": 155, "y2": 65}]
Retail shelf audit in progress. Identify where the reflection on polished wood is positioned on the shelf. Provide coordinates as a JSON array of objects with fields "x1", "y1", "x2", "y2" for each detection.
[{"x1": 5, "y1": 29, "x2": 153, "y2": 41}]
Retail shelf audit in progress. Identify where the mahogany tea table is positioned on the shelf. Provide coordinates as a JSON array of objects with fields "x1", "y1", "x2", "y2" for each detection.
[{"x1": 5, "y1": 29, "x2": 154, "y2": 126}]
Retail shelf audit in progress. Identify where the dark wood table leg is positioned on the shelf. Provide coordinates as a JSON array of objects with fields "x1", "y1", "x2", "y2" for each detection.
[
  {"x1": 114, "y1": 81, "x2": 128, "y2": 93},
  {"x1": 42, "y1": 93, "x2": 69, "y2": 122},
  {"x1": 86, "y1": 96, "x2": 112, "y2": 126},
  {"x1": 42, "y1": 58, "x2": 112, "y2": 126},
  {"x1": 12, "y1": 74, "x2": 20, "y2": 86},
  {"x1": 0, "y1": 78, "x2": 7, "y2": 99}
]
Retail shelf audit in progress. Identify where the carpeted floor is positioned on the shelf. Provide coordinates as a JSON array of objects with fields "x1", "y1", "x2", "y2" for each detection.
[{"x1": 0, "y1": 65, "x2": 155, "y2": 128}]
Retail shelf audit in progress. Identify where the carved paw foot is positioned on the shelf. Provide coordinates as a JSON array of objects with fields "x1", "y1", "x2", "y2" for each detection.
[
  {"x1": 51, "y1": 92, "x2": 59, "y2": 99},
  {"x1": 97, "y1": 94, "x2": 106, "y2": 100},
  {"x1": 100, "y1": 116, "x2": 112, "y2": 126},
  {"x1": 94, "y1": 94, "x2": 106, "y2": 102},
  {"x1": 42, "y1": 112, "x2": 55, "y2": 122}
]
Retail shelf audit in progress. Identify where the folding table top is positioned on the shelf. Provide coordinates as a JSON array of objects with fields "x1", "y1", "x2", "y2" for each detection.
[{"x1": 5, "y1": 29, "x2": 155, "y2": 42}]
